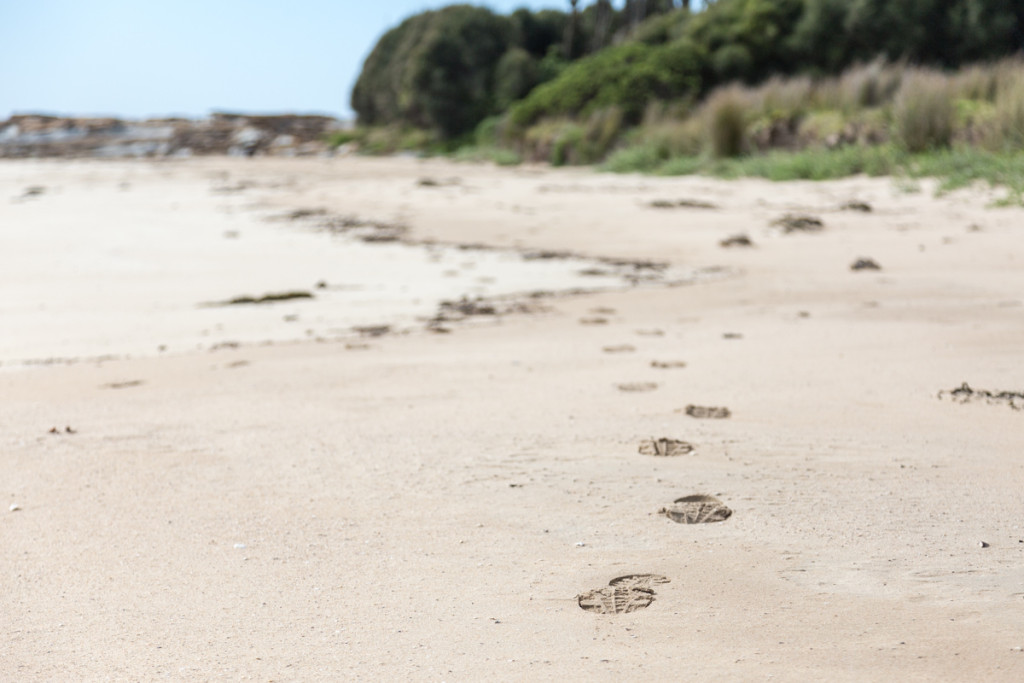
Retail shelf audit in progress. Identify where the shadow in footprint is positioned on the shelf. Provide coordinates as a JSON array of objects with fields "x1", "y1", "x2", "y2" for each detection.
[
  {"x1": 578, "y1": 574, "x2": 670, "y2": 614},
  {"x1": 659, "y1": 494, "x2": 732, "y2": 524}
]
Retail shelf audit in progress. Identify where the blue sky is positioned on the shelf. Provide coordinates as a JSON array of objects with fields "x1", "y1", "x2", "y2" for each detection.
[{"x1": 0, "y1": 0, "x2": 602, "y2": 121}]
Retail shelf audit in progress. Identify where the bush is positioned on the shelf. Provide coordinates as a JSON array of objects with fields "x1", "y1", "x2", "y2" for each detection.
[{"x1": 893, "y1": 70, "x2": 954, "y2": 152}]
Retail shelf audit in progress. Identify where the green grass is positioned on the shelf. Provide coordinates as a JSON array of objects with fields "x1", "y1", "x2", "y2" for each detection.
[
  {"x1": 450, "y1": 145, "x2": 522, "y2": 166},
  {"x1": 602, "y1": 143, "x2": 1024, "y2": 203},
  {"x1": 601, "y1": 144, "x2": 665, "y2": 172},
  {"x1": 707, "y1": 145, "x2": 903, "y2": 180},
  {"x1": 907, "y1": 148, "x2": 1024, "y2": 201}
]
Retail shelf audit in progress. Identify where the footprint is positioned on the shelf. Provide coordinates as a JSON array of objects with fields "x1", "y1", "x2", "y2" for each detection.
[
  {"x1": 578, "y1": 574, "x2": 670, "y2": 615},
  {"x1": 651, "y1": 360, "x2": 686, "y2": 369},
  {"x1": 590, "y1": 307, "x2": 616, "y2": 315},
  {"x1": 617, "y1": 382, "x2": 658, "y2": 392},
  {"x1": 639, "y1": 438, "x2": 693, "y2": 456},
  {"x1": 602, "y1": 344, "x2": 635, "y2": 353},
  {"x1": 683, "y1": 405, "x2": 731, "y2": 419},
  {"x1": 659, "y1": 495, "x2": 732, "y2": 524},
  {"x1": 635, "y1": 329, "x2": 664, "y2": 337},
  {"x1": 580, "y1": 317, "x2": 609, "y2": 325},
  {"x1": 101, "y1": 380, "x2": 144, "y2": 389},
  {"x1": 720, "y1": 234, "x2": 753, "y2": 248}
]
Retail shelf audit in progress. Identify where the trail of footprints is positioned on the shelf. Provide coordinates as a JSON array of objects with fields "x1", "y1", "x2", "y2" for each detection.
[{"x1": 577, "y1": 308, "x2": 735, "y2": 614}]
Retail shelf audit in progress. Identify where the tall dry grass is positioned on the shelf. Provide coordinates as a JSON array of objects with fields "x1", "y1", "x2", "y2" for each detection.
[
  {"x1": 706, "y1": 86, "x2": 749, "y2": 158},
  {"x1": 892, "y1": 69, "x2": 955, "y2": 152},
  {"x1": 524, "y1": 56, "x2": 1024, "y2": 167},
  {"x1": 993, "y1": 75, "x2": 1024, "y2": 150}
]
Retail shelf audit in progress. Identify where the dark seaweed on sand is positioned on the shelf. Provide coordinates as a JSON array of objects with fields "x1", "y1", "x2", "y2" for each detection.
[
  {"x1": 221, "y1": 291, "x2": 314, "y2": 305},
  {"x1": 939, "y1": 382, "x2": 1024, "y2": 410}
]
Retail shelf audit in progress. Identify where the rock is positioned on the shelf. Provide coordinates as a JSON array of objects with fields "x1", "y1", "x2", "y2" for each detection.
[{"x1": 0, "y1": 112, "x2": 342, "y2": 159}]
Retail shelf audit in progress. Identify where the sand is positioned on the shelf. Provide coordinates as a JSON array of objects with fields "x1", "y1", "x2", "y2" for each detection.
[{"x1": 2, "y1": 156, "x2": 1024, "y2": 680}]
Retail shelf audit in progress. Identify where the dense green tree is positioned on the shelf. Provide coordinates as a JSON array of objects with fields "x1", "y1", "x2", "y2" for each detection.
[
  {"x1": 352, "y1": 5, "x2": 515, "y2": 137},
  {"x1": 509, "y1": 38, "x2": 703, "y2": 126},
  {"x1": 511, "y1": 9, "x2": 567, "y2": 58},
  {"x1": 794, "y1": 0, "x2": 1022, "y2": 71},
  {"x1": 684, "y1": 0, "x2": 805, "y2": 84},
  {"x1": 789, "y1": 0, "x2": 851, "y2": 73},
  {"x1": 494, "y1": 48, "x2": 542, "y2": 110},
  {"x1": 408, "y1": 7, "x2": 513, "y2": 137},
  {"x1": 945, "y1": 0, "x2": 1019, "y2": 65}
]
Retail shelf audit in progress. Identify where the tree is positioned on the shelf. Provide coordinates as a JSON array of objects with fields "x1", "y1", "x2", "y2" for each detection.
[{"x1": 564, "y1": 0, "x2": 582, "y2": 59}]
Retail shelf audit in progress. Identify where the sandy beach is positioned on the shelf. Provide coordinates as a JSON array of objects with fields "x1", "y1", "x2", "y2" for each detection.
[{"x1": 3, "y1": 156, "x2": 1024, "y2": 680}]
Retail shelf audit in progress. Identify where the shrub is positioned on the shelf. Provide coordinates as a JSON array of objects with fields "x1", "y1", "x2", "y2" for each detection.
[{"x1": 893, "y1": 70, "x2": 954, "y2": 152}]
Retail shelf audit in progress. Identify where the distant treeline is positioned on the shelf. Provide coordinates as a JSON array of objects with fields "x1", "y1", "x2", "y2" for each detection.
[{"x1": 351, "y1": 0, "x2": 1024, "y2": 139}]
